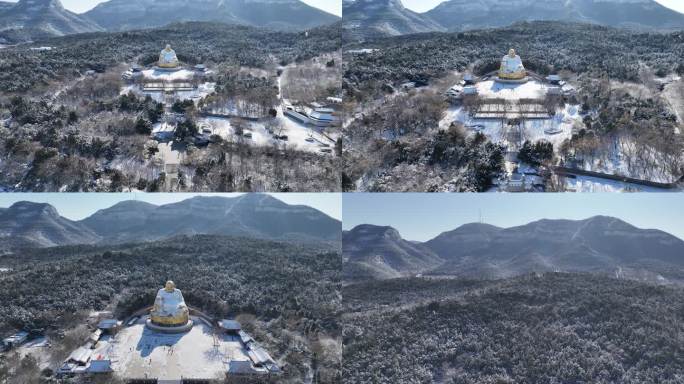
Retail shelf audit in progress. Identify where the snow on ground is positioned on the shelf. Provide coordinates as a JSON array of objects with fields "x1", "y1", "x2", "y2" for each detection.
[
  {"x1": 155, "y1": 141, "x2": 184, "y2": 167},
  {"x1": 663, "y1": 79, "x2": 684, "y2": 131},
  {"x1": 563, "y1": 175, "x2": 672, "y2": 192},
  {"x1": 573, "y1": 135, "x2": 681, "y2": 184},
  {"x1": 441, "y1": 103, "x2": 580, "y2": 147},
  {"x1": 102, "y1": 316, "x2": 250, "y2": 380},
  {"x1": 345, "y1": 48, "x2": 378, "y2": 54},
  {"x1": 140, "y1": 69, "x2": 195, "y2": 81},
  {"x1": 152, "y1": 122, "x2": 174, "y2": 135},
  {"x1": 476, "y1": 80, "x2": 547, "y2": 100},
  {"x1": 199, "y1": 109, "x2": 336, "y2": 155},
  {"x1": 15, "y1": 337, "x2": 52, "y2": 370},
  {"x1": 120, "y1": 82, "x2": 216, "y2": 104}
]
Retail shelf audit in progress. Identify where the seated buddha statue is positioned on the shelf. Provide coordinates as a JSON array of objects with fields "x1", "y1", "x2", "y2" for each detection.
[
  {"x1": 158, "y1": 44, "x2": 180, "y2": 69},
  {"x1": 150, "y1": 280, "x2": 189, "y2": 327},
  {"x1": 498, "y1": 48, "x2": 527, "y2": 80}
]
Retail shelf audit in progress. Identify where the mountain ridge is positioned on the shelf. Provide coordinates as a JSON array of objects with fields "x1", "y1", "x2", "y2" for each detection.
[
  {"x1": 0, "y1": 195, "x2": 341, "y2": 252},
  {"x1": 0, "y1": 0, "x2": 340, "y2": 43},
  {"x1": 84, "y1": 0, "x2": 340, "y2": 32},
  {"x1": 343, "y1": 0, "x2": 684, "y2": 40},
  {"x1": 343, "y1": 217, "x2": 684, "y2": 283}
]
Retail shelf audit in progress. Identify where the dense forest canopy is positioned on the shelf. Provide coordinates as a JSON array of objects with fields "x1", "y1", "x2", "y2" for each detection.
[
  {"x1": 344, "y1": 21, "x2": 684, "y2": 95},
  {"x1": 0, "y1": 235, "x2": 340, "y2": 335},
  {"x1": 343, "y1": 273, "x2": 684, "y2": 384},
  {"x1": 0, "y1": 21, "x2": 342, "y2": 93}
]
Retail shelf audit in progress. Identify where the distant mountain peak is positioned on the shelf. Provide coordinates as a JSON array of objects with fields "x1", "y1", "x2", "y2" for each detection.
[
  {"x1": 7, "y1": 201, "x2": 60, "y2": 218},
  {"x1": 343, "y1": 0, "x2": 445, "y2": 40},
  {"x1": 345, "y1": 216, "x2": 684, "y2": 284},
  {"x1": 0, "y1": 0, "x2": 102, "y2": 42},
  {"x1": 349, "y1": 224, "x2": 403, "y2": 240}
]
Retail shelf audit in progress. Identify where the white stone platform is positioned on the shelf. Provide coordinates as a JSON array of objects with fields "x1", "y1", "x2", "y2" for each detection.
[{"x1": 104, "y1": 316, "x2": 252, "y2": 381}]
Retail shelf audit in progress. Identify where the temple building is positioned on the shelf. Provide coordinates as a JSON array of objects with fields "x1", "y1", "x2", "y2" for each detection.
[
  {"x1": 497, "y1": 49, "x2": 528, "y2": 83},
  {"x1": 120, "y1": 45, "x2": 216, "y2": 106},
  {"x1": 146, "y1": 280, "x2": 194, "y2": 333}
]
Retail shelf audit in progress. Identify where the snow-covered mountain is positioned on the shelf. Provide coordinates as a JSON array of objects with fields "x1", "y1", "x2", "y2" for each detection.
[
  {"x1": 0, "y1": 0, "x2": 339, "y2": 42},
  {"x1": 0, "y1": 0, "x2": 102, "y2": 41},
  {"x1": 82, "y1": 194, "x2": 342, "y2": 243},
  {"x1": 426, "y1": 0, "x2": 684, "y2": 31},
  {"x1": 344, "y1": 0, "x2": 684, "y2": 40},
  {"x1": 84, "y1": 0, "x2": 340, "y2": 32},
  {"x1": 343, "y1": 0, "x2": 445, "y2": 40},
  {"x1": 344, "y1": 217, "x2": 684, "y2": 283},
  {"x1": 424, "y1": 216, "x2": 684, "y2": 281},
  {"x1": 0, "y1": 195, "x2": 341, "y2": 252}
]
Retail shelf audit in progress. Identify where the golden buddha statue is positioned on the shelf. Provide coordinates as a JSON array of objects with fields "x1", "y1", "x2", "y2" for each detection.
[
  {"x1": 498, "y1": 48, "x2": 527, "y2": 80},
  {"x1": 158, "y1": 44, "x2": 180, "y2": 69},
  {"x1": 150, "y1": 280, "x2": 189, "y2": 327}
]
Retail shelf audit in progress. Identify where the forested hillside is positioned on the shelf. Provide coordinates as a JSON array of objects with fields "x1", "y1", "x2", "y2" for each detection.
[
  {"x1": 343, "y1": 274, "x2": 684, "y2": 383},
  {"x1": 0, "y1": 21, "x2": 341, "y2": 93},
  {"x1": 345, "y1": 21, "x2": 684, "y2": 98}
]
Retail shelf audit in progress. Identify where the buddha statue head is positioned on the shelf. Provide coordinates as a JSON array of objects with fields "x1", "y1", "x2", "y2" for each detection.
[
  {"x1": 508, "y1": 48, "x2": 516, "y2": 58},
  {"x1": 165, "y1": 280, "x2": 176, "y2": 292}
]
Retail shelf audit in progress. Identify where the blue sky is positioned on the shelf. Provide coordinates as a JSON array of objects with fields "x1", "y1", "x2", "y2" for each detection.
[
  {"x1": 0, "y1": 193, "x2": 342, "y2": 221},
  {"x1": 5, "y1": 0, "x2": 342, "y2": 16},
  {"x1": 401, "y1": 0, "x2": 684, "y2": 13},
  {"x1": 343, "y1": 193, "x2": 684, "y2": 241}
]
